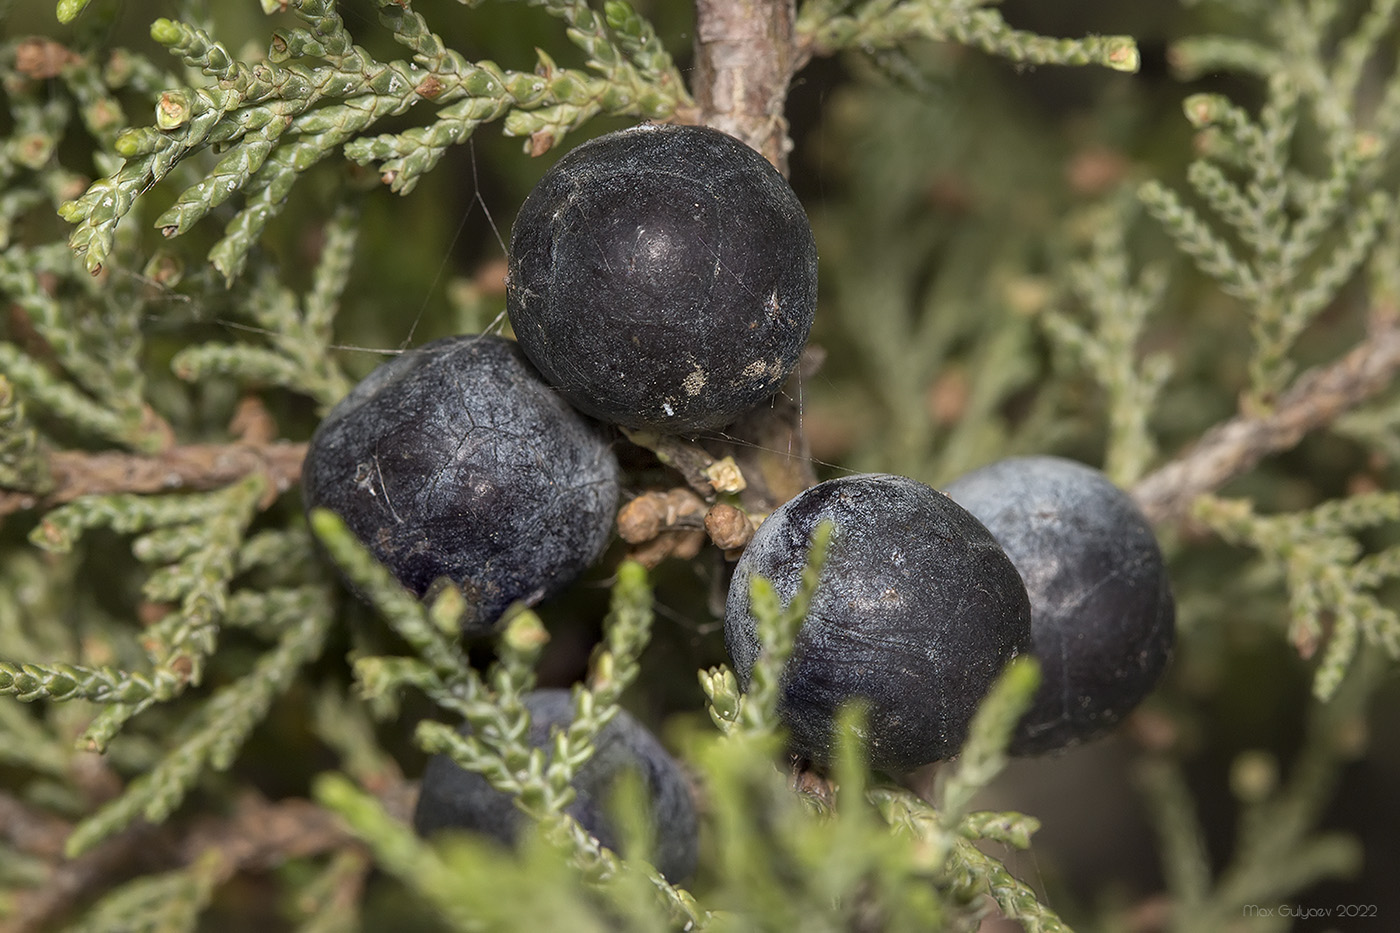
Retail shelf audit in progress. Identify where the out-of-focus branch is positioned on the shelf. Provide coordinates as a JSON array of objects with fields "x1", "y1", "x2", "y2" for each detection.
[
  {"x1": 1132, "y1": 318, "x2": 1400, "y2": 525},
  {"x1": 1, "y1": 810, "x2": 161, "y2": 933},
  {"x1": 0, "y1": 782, "x2": 413, "y2": 933}
]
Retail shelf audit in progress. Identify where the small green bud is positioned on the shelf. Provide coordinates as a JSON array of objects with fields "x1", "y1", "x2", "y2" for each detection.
[
  {"x1": 592, "y1": 652, "x2": 617, "y2": 691},
  {"x1": 503, "y1": 611, "x2": 549, "y2": 657},
  {"x1": 156, "y1": 89, "x2": 193, "y2": 130},
  {"x1": 1105, "y1": 38, "x2": 1140, "y2": 73},
  {"x1": 1229, "y1": 750, "x2": 1278, "y2": 803},
  {"x1": 103, "y1": 49, "x2": 134, "y2": 86},
  {"x1": 150, "y1": 18, "x2": 183, "y2": 46},
  {"x1": 428, "y1": 583, "x2": 468, "y2": 637},
  {"x1": 700, "y1": 666, "x2": 742, "y2": 728},
  {"x1": 15, "y1": 134, "x2": 53, "y2": 170},
  {"x1": 268, "y1": 32, "x2": 291, "y2": 63},
  {"x1": 114, "y1": 128, "x2": 144, "y2": 157},
  {"x1": 615, "y1": 558, "x2": 647, "y2": 591},
  {"x1": 84, "y1": 99, "x2": 123, "y2": 135},
  {"x1": 351, "y1": 657, "x2": 393, "y2": 700},
  {"x1": 1183, "y1": 93, "x2": 1229, "y2": 128},
  {"x1": 57, "y1": 0, "x2": 92, "y2": 24},
  {"x1": 534, "y1": 48, "x2": 558, "y2": 79}
]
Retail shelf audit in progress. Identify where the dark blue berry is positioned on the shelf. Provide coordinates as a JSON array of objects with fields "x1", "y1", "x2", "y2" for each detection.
[
  {"x1": 413, "y1": 689, "x2": 698, "y2": 883},
  {"x1": 507, "y1": 123, "x2": 818, "y2": 434},
  {"x1": 302, "y1": 335, "x2": 619, "y2": 632},
  {"x1": 944, "y1": 456, "x2": 1175, "y2": 755},
  {"x1": 725, "y1": 473, "x2": 1031, "y2": 772}
]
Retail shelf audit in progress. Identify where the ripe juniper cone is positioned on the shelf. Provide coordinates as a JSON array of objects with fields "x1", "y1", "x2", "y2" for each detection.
[
  {"x1": 302, "y1": 334, "x2": 619, "y2": 632},
  {"x1": 413, "y1": 689, "x2": 698, "y2": 883},
  {"x1": 507, "y1": 123, "x2": 818, "y2": 434},
  {"x1": 944, "y1": 456, "x2": 1175, "y2": 755},
  {"x1": 725, "y1": 474, "x2": 1031, "y2": 772}
]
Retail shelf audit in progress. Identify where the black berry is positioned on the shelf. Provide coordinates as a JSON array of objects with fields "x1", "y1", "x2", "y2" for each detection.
[
  {"x1": 943, "y1": 455, "x2": 1175, "y2": 755},
  {"x1": 302, "y1": 335, "x2": 619, "y2": 632},
  {"x1": 724, "y1": 474, "x2": 1031, "y2": 772},
  {"x1": 413, "y1": 689, "x2": 698, "y2": 883},
  {"x1": 507, "y1": 123, "x2": 818, "y2": 434}
]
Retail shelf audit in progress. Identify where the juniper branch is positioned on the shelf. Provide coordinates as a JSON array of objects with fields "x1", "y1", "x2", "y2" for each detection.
[
  {"x1": 0, "y1": 662, "x2": 182, "y2": 705},
  {"x1": 692, "y1": 0, "x2": 798, "y2": 167},
  {"x1": 58, "y1": 0, "x2": 694, "y2": 279},
  {"x1": 798, "y1": 0, "x2": 1139, "y2": 79},
  {"x1": 0, "y1": 785, "x2": 411, "y2": 933},
  {"x1": 949, "y1": 836, "x2": 1070, "y2": 933},
  {"x1": 1131, "y1": 318, "x2": 1400, "y2": 524},
  {"x1": 0, "y1": 376, "x2": 50, "y2": 493},
  {"x1": 64, "y1": 602, "x2": 333, "y2": 857},
  {"x1": 0, "y1": 441, "x2": 305, "y2": 517},
  {"x1": 4, "y1": 313, "x2": 1395, "y2": 540}
]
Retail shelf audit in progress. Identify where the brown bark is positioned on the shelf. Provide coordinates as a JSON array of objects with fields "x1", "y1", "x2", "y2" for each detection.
[
  {"x1": 0, "y1": 441, "x2": 307, "y2": 517},
  {"x1": 4, "y1": 322, "x2": 1396, "y2": 529},
  {"x1": 1131, "y1": 320, "x2": 1400, "y2": 524},
  {"x1": 692, "y1": 0, "x2": 799, "y2": 170}
]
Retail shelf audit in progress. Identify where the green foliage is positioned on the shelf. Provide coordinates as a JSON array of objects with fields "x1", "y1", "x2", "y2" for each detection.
[
  {"x1": 1335, "y1": 391, "x2": 1400, "y2": 462},
  {"x1": 1141, "y1": 0, "x2": 1400, "y2": 411},
  {"x1": 700, "y1": 519, "x2": 832, "y2": 736},
  {"x1": 804, "y1": 56, "x2": 1060, "y2": 484},
  {"x1": 68, "y1": 852, "x2": 225, "y2": 933},
  {"x1": 27, "y1": 477, "x2": 270, "y2": 732},
  {"x1": 171, "y1": 200, "x2": 357, "y2": 410},
  {"x1": 798, "y1": 0, "x2": 1140, "y2": 73},
  {"x1": 57, "y1": 0, "x2": 692, "y2": 283},
  {"x1": 0, "y1": 242, "x2": 162, "y2": 453},
  {"x1": 63, "y1": 592, "x2": 332, "y2": 857},
  {"x1": 1, "y1": 0, "x2": 1398, "y2": 930},
  {"x1": 1195, "y1": 493, "x2": 1400, "y2": 700},
  {"x1": 0, "y1": 376, "x2": 50, "y2": 494},
  {"x1": 312, "y1": 499, "x2": 1052, "y2": 930},
  {"x1": 316, "y1": 515, "x2": 706, "y2": 928},
  {"x1": 317, "y1": 772, "x2": 620, "y2": 933},
  {"x1": 693, "y1": 525, "x2": 1056, "y2": 930},
  {"x1": 1138, "y1": 653, "x2": 1376, "y2": 933},
  {"x1": 1043, "y1": 201, "x2": 1173, "y2": 486}
]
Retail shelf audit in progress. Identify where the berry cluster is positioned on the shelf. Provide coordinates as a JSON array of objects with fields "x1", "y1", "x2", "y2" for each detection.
[
  {"x1": 303, "y1": 123, "x2": 1174, "y2": 867},
  {"x1": 728, "y1": 460, "x2": 1174, "y2": 771},
  {"x1": 303, "y1": 124, "x2": 816, "y2": 627},
  {"x1": 725, "y1": 474, "x2": 1032, "y2": 772},
  {"x1": 306, "y1": 124, "x2": 816, "y2": 870}
]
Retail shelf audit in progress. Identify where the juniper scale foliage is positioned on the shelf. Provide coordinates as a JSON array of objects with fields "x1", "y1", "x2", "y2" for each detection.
[{"x1": 1, "y1": 0, "x2": 1398, "y2": 931}]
